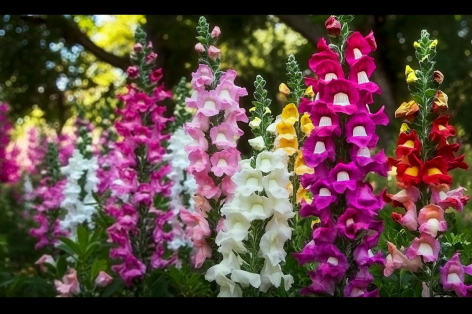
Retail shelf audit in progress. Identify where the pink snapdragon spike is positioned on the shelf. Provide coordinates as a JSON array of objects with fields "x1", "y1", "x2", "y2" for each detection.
[
  {"x1": 104, "y1": 31, "x2": 181, "y2": 287},
  {"x1": 296, "y1": 25, "x2": 389, "y2": 297},
  {"x1": 182, "y1": 25, "x2": 248, "y2": 268}
]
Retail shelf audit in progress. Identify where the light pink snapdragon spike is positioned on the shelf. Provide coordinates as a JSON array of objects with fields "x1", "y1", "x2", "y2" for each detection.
[
  {"x1": 181, "y1": 35, "x2": 248, "y2": 268},
  {"x1": 294, "y1": 28, "x2": 389, "y2": 297},
  {"x1": 105, "y1": 37, "x2": 179, "y2": 287}
]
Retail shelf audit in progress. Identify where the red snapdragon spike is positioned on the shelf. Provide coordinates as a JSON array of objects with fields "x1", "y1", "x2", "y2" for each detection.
[
  {"x1": 396, "y1": 154, "x2": 424, "y2": 187},
  {"x1": 429, "y1": 115, "x2": 456, "y2": 142},
  {"x1": 436, "y1": 138, "x2": 469, "y2": 171},
  {"x1": 422, "y1": 156, "x2": 453, "y2": 185},
  {"x1": 395, "y1": 129, "x2": 421, "y2": 158}
]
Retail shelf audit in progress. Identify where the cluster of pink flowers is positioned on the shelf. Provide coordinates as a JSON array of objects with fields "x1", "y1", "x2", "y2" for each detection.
[
  {"x1": 180, "y1": 60, "x2": 248, "y2": 268},
  {"x1": 294, "y1": 30, "x2": 389, "y2": 296},
  {"x1": 96, "y1": 126, "x2": 119, "y2": 195},
  {"x1": 105, "y1": 42, "x2": 180, "y2": 286},
  {"x1": 0, "y1": 103, "x2": 20, "y2": 184}
]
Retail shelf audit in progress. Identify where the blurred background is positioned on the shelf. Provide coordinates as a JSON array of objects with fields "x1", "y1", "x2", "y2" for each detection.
[{"x1": 0, "y1": 15, "x2": 471, "y2": 293}]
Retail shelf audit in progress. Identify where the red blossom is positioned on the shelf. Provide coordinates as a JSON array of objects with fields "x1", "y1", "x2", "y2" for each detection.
[
  {"x1": 436, "y1": 138, "x2": 469, "y2": 171},
  {"x1": 422, "y1": 156, "x2": 452, "y2": 186},
  {"x1": 429, "y1": 115, "x2": 456, "y2": 142},
  {"x1": 395, "y1": 130, "x2": 421, "y2": 158},
  {"x1": 396, "y1": 154, "x2": 423, "y2": 187}
]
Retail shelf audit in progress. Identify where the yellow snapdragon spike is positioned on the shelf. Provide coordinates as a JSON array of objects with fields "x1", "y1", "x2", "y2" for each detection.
[
  {"x1": 406, "y1": 71, "x2": 418, "y2": 84},
  {"x1": 405, "y1": 65, "x2": 414, "y2": 76},
  {"x1": 430, "y1": 39, "x2": 438, "y2": 48},
  {"x1": 295, "y1": 150, "x2": 314, "y2": 176},
  {"x1": 279, "y1": 83, "x2": 290, "y2": 95},
  {"x1": 413, "y1": 41, "x2": 420, "y2": 48},
  {"x1": 281, "y1": 103, "x2": 299, "y2": 125},
  {"x1": 300, "y1": 113, "x2": 315, "y2": 136},
  {"x1": 275, "y1": 136, "x2": 298, "y2": 156},
  {"x1": 296, "y1": 186, "x2": 313, "y2": 204},
  {"x1": 249, "y1": 107, "x2": 256, "y2": 112},
  {"x1": 400, "y1": 123, "x2": 411, "y2": 134},
  {"x1": 276, "y1": 120, "x2": 297, "y2": 140},
  {"x1": 305, "y1": 86, "x2": 315, "y2": 100}
]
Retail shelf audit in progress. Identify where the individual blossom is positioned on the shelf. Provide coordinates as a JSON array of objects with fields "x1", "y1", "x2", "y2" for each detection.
[
  {"x1": 395, "y1": 101, "x2": 420, "y2": 123},
  {"x1": 325, "y1": 15, "x2": 341, "y2": 36}
]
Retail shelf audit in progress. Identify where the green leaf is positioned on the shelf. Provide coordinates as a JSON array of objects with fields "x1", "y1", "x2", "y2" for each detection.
[
  {"x1": 90, "y1": 259, "x2": 107, "y2": 281},
  {"x1": 101, "y1": 278, "x2": 124, "y2": 297},
  {"x1": 425, "y1": 89, "x2": 437, "y2": 97},
  {"x1": 85, "y1": 241, "x2": 101, "y2": 259},
  {"x1": 412, "y1": 95, "x2": 423, "y2": 104},
  {"x1": 56, "y1": 256, "x2": 68, "y2": 277},
  {"x1": 56, "y1": 243, "x2": 77, "y2": 257},
  {"x1": 401, "y1": 288, "x2": 415, "y2": 297},
  {"x1": 379, "y1": 287, "x2": 390, "y2": 297},
  {"x1": 77, "y1": 224, "x2": 89, "y2": 253},
  {"x1": 58, "y1": 237, "x2": 82, "y2": 255}
]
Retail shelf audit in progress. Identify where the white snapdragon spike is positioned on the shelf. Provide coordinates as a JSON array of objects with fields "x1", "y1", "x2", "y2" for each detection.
[
  {"x1": 163, "y1": 127, "x2": 197, "y2": 217},
  {"x1": 259, "y1": 260, "x2": 294, "y2": 293},
  {"x1": 231, "y1": 168, "x2": 264, "y2": 196},
  {"x1": 265, "y1": 210, "x2": 294, "y2": 239},
  {"x1": 256, "y1": 149, "x2": 288, "y2": 173},
  {"x1": 261, "y1": 168, "x2": 290, "y2": 199},
  {"x1": 259, "y1": 229, "x2": 289, "y2": 267},
  {"x1": 59, "y1": 147, "x2": 99, "y2": 241},
  {"x1": 231, "y1": 270, "x2": 261, "y2": 288}
]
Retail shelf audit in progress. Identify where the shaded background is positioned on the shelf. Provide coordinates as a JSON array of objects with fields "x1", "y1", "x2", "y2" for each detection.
[{"x1": 0, "y1": 15, "x2": 471, "y2": 290}]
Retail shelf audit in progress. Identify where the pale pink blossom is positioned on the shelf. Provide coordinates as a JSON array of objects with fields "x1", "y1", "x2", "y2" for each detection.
[
  {"x1": 208, "y1": 45, "x2": 221, "y2": 60},
  {"x1": 95, "y1": 271, "x2": 113, "y2": 288}
]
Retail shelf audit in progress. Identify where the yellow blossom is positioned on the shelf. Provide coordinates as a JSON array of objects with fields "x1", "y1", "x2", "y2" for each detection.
[
  {"x1": 405, "y1": 65, "x2": 414, "y2": 76},
  {"x1": 279, "y1": 83, "x2": 290, "y2": 95},
  {"x1": 249, "y1": 107, "x2": 256, "y2": 112},
  {"x1": 395, "y1": 100, "x2": 419, "y2": 122},
  {"x1": 281, "y1": 103, "x2": 299, "y2": 125},
  {"x1": 430, "y1": 39, "x2": 438, "y2": 48},
  {"x1": 295, "y1": 150, "x2": 314, "y2": 176},
  {"x1": 413, "y1": 41, "x2": 420, "y2": 48},
  {"x1": 296, "y1": 186, "x2": 313, "y2": 204},
  {"x1": 265, "y1": 107, "x2": 271, "y2": 114},
  {"x1": 300, "y1": 113, "x2": 314, "y2": 136},
  {"x1": 274, "y1": 136, "x2": 298, "y2": 156},
  {"x1": 276, "y1": 120, "x2": 297, "y2": 140},
  {"x1": 305, "y1": 86, "x2": 315, "y2": 100},
  {"x1": 406, "y1": 71, "x2": 418, "y2": 84},
  {"x1": 400, "y1": 123, "x2": 411, "y2": 134}
]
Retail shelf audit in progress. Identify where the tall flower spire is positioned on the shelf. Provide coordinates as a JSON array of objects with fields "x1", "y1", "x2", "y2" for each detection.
[
  {"x1": 105, "y1": 26, "x2": 178, "y2": 292},
  {"x1": 385, "y1": 30, "x2": 471, "y2": 297},
  {"x1": 294, "y1": 15, "x2": 388, "y2": 297},
  {"x1": 180, "y1": 16, "x2": 248, "y2": 269}
]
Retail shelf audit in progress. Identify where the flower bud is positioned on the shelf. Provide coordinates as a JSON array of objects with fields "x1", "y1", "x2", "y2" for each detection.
[
  {"x1": 133, "y1": 43, "x2": 143, "y2": 52},
  {"x1": 279, "y1": 83, "x2": 290, "y2": 95},
  {"x1": 211, "y1": 26, "x2": 221, "y2": 38},
  {"x1": 434, "y1": 70, "x2": 444, "y2": 84},
  {"x1": 150, "y1": 68, "x2": 163, "y2": 83},
  {"x1": 145, "y1": 52, "x2": 158, "y2": 64},
  {"x1": 95, "y1": 271, "x2": 113, "y2": 288},
  {"x1": 208, "y1": 45, "x2": 221, "y2": 60},
  {"x1": 430, "y1": 39, "x2": 438, "y2": 48},
  {"x1": 365, "y1": 30, "x2": 377, "y2": 51},
  {"x1": 126, "y1": 66, "x2": 139, "y2": 79},
  {"x1": 249, "y1": 117, "x2": 262, "y2": 129},
  {"x1": 414, "y1": 41, "x2": 420, "y2": 48},
  {"x1": 195, "y1": 43, "x2": 205, "y2": 53},
  {"x1": 405, "y1": 65, "x2": 414, "y2": 76},
  {"x1": 325, "y1": 15, "x2": 341, "y2": 36}
]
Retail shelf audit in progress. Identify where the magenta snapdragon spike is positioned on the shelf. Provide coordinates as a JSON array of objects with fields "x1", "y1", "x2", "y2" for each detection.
[
  {"x1": 294, "y1": 16, "x2": 388, "y2": 297},
  {"x1": 180, "y1": 17, "x2": 248, "y2": 268},
  {"x1": 0, "y1": 103, "x2": 20, "y2": 184},
  {"x1": 105, "y1": 27, "x2": 178, "y2": 289}
]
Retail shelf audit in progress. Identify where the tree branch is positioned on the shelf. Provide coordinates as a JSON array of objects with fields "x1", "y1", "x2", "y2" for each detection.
[
  {"x1": 276, "y1": 15, "x2": 325, "y2": 46},
  {"x1": 21, "y1": 15, "x2": 130, "y2": 71}
]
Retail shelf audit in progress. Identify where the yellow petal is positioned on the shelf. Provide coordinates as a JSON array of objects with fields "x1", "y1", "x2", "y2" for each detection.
[
  {"x1": 406, "y1": 71, "x2": 418, "y2": 84},
  {"x1": 249, "y1": 107, "x2": 256, "y2": 112},
  {"x1": 265, "y1": 107, "x2": 271, "y2": 114},
  {"x1": 421, "y1": 55, "x2": 428, "y2": 62},
  {"x1": 281, "y1": 103, "x2": 299, "y2": 125},
  {"x1": 405, "y1": 65, "x2": 414, "y2": 76},
  {"x1": 275, "y1": 136, "x2": 298, "y2": 156},
  {"x1": 300, "y1": 113, "x2": 314, "y2": 136},
  {"x1": 295, "y1": 150, "x2": 314, "y2": 176},
  {"x1": 395, "y1": 101, "x2": 419, "y2": 122},
  {"x1": 297, "y1": 185, "x2": 312, "y2": 204},
  {"x1": 430, "y1": 39, "x2": 438, "y2": 48},
  {"x1": 279, "y1": 83, "x2": 290, "y2": 95},
  {"x1": 276, "y1": 120, "x2": 297, "y2": 140},
  {"x1": 413, "y1": 41, "x2": 420, "y2": 48},
  {"x1": 305, "y1": 86, "x2": 315, "y2": 100},
  {"x1": 400, "y1": 123, "x2": 411, "y2": 134},
  {"x1": 311, "y1": 217, "x2": 320, "y2": 228}
]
